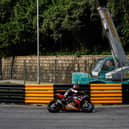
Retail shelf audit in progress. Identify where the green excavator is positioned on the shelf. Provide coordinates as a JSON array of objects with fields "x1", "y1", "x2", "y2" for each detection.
[{"x1": 72, "y1": 1, "x2": 129, "y2": 84}]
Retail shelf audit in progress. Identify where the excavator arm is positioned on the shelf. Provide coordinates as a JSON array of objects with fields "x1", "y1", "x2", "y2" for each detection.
[{"x1": 97, "y1": 7, "x2": 128, "y2": 67}]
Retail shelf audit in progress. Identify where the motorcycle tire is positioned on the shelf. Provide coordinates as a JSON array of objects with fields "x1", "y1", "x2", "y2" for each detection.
[
  {"x1": 82, "y1": 102, "x2": 95, "y2": 113},
  {"x1": 47, "y1": 100, "x2": 61, "y2": 113}
]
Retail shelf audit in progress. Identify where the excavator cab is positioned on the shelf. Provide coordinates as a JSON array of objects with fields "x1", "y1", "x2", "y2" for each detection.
[
  {"x1": 72, "y1": 55, "x2": 129, "y2": 84},
  {"x1": 91, "y1": 56, "x2": 115, "y2": 79}
]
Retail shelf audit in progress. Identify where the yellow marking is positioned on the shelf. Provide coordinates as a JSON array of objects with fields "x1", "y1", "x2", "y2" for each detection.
[
  {"x1": 91, "y1": 97, "x2": 122, "y2": 100},
  {"x1": 90, "y1": 87, "x2": 122, "y2": 90},
  {"x1": 25, "y1": 94, "x2": 53, "y2": 97},
  {"x1": 91, "y1": 100, "x2": 122, "y2": 103},
  {"x1": 25, "y1": 97, "x2": 54, "y2": 100},
  {"x1": 25, "y1": 100, "x2": 52, "y2": 103},
  {"x1": 91, "y1": 91, "x2": 122, "y2": 94},
  {"x1": 25, "y1": 87, "x2": 53, "y2": 90},
  {"x1": 25, "y1": 91, "x2": 53, "y2": 94},
  {"x1": 90, "y1": 84, "x2": 122, "y2": 90},
  {"x1": 91, "y1": 94, "x2": 122, "y2": 97}
]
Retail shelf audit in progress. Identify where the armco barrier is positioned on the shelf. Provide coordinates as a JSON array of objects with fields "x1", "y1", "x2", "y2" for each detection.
[
  {"x1": 25, "y1": 84, "x2": 54, "y2": 103},
  {"x1": 0, "y1": 84, "x2": 24, "y2": 103},
  {"x1": 90, "y1": 84, "x2": 122, "y2": 104},
  {"x1": 0, "y1": 83, "x2": 129, "y2": 104}
]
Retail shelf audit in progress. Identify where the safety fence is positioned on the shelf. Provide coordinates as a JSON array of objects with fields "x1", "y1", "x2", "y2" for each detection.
[
  {"x1": 0, "y1": 55, "x2": 102, "y2": 84},
  {"x1": 0, "y1": 84, "x2": 129, "y2": 104}
]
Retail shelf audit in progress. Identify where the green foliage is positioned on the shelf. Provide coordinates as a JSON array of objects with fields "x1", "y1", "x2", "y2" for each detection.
[
  {"x1": 0, "y1": 0, "x2": 37, "y2": 56},
  {"x1": 0, "y1": 0, "x2": 129, "y2": 57},
  {"x1": 41, "y1": 0, "x2": 103, "y2": 53},
  {"x1": 107, "y1": 0, "x2": 129, "y2": 48}
]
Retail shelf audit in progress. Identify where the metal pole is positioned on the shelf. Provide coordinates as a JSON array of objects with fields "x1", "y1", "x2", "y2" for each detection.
[
  {"x1": 23, "y1": 60, "x2": 26, "y2": 85},
  {"x1": 37, "y1": 0, "x2": 40, "y2": 84}
]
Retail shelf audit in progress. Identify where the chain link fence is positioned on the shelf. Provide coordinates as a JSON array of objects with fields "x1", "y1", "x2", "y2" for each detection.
[{"x1": 0, "y1": 55, "x2": 107, "y2": 84}]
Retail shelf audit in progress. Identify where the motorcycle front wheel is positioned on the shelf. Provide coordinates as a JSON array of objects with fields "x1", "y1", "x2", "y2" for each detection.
[
  {"x1": 47, "y1": 100, "x2": 61, "y2": 113},
  {"x1": 82, "y1": 102, "x2": 95, "y2": 113}
]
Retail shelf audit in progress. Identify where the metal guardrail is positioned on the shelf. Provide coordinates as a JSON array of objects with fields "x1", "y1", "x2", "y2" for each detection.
[
  {"x1": 25, "y1": 84, "x2": 54, "y2": 103},
  {"x1": 0, "y1": 84, "x2": 129, "y2": 104},
  {"x1": 0, "y1": 84, "x2": 24, "y2": 103},
  {"x1": 90, "y1": 84, "x2": 122, "y2": 103}
]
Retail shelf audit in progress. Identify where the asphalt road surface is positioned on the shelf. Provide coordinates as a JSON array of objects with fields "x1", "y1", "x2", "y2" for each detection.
[{"x1": 0, "y1": 104, "x2": 129, "y2": 129}]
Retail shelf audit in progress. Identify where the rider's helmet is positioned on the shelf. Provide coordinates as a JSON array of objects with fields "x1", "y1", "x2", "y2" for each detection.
[{"x1": 73, "y1": 84, "x2": 79, "y2": 89}]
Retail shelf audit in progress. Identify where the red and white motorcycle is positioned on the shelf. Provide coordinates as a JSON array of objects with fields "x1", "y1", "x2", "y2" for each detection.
[{"x1": 47, "y1": 93, "x2": 95, "y2": 113}]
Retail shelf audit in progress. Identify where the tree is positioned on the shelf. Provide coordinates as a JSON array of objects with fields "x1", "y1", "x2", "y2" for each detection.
[
  {"x1": 0, "y1": 0, "x2": 37, "y2": 56},
  {"x1": 40, "y1": 0, "x2": 107, "y2": 54},
  {"x1": 0, "y1": 0, "x2": 129, "y2": 56},
  {"x1": 107, "y1": 0, "x2": 129, "y2": 51}
]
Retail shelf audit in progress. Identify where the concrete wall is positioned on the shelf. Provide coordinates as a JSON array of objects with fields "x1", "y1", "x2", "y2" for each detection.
[{"x1": 1, "y1": 55, "x2": 109, "y2": 83}]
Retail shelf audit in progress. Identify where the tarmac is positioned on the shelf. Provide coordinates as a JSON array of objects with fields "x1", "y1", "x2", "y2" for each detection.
[{"x1": 0, "y1": 103, "x2": 129, "y2": 129}]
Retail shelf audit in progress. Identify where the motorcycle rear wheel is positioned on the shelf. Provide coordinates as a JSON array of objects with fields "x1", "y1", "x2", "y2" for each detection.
[{"x1": 47, "y1": 100, "x2": 61, "y2": 113}]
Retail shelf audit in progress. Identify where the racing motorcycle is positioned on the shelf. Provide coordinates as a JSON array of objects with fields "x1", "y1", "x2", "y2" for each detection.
[{"x1": 47, "y1": 93, "x2": 95, "y2": 113}]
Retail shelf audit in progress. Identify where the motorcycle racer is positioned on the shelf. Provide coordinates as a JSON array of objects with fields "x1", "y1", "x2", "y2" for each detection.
[
  {"x1": 64, "y1": 84, "x2": 80, "y2": 97},
  {"x1": 64, "y1": 84, "x2": 85, "y2": 109}
]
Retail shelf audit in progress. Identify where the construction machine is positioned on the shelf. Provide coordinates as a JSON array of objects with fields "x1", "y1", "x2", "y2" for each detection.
[{"x1": 72, "y1": 4, "x2": 129, "y2": 84}]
